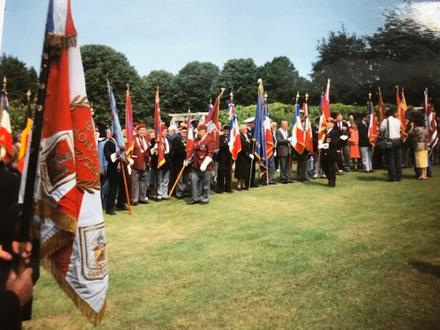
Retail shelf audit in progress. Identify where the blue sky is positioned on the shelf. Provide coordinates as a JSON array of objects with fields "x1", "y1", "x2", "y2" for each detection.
[{"x1": 3, "y1": 0, "x2": 405, "y2": 78}]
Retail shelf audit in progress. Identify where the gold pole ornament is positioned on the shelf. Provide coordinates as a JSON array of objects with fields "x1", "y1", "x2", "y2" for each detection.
[{"x1": 26, "y1": 89, "x2": 32, "y2": 101}]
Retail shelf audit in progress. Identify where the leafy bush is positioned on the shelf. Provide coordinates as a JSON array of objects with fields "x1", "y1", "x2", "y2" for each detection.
[{"x1": 219, "y1": 102, "x2": 367, "y2": 127}]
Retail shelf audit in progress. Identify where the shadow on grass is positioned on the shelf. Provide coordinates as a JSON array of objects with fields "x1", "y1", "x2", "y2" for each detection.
[
  {"x1": 355, "y1": 174, "x2": 388, "y2": 182},
  {"x1": 409, "y1": 260, "x2": 440, "y2": 278},
  {"x1": 305, "y1": 179, "x2": 329, "y2": 187}
]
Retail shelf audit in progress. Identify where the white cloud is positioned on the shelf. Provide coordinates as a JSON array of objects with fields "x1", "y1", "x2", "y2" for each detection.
[{"x1": 404, "y1": 1, "x2": 440, "y2": 32}]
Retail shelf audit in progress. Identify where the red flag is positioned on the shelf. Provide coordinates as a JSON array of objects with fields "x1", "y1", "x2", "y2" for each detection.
[
  {"x1": 318, "y1": 79, "x2": 331, "y2": 142},
  {"x1": 204, "y1": 89, "x2": 224, "y2": 149},
  {"x1": 396, "y1": 87, "x2": 408, "y2": 142},
  {"x1": 367, "y1": 95, "x2": 378, "y2": 146},
  {"x1": 154, "y1": 87, "x2": 165, "y2": 168},
  {"x1": 125, "y1": 85, "x2": 134, "y2": 157},
  {"x1": 377, "y1": 87, "x2": 385, "y2": 126},
  {"x1": 24, "y1": 0, "x2": 108, "y2": 324}
]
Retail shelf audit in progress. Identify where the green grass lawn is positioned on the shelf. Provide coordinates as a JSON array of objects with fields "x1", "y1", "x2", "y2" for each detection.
[{"x1": 27, "y1": 167, "x2": 440, "y2": 329}]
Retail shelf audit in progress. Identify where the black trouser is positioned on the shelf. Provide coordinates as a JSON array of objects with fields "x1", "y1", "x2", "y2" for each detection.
[
  {"x1": 385, "y1": 140, "x2": 402, "y2": 181},
  {"x1": 279, "y1": 156, "x2": 290, "y2": 183},
  {"x1": 297, "y1": 153, "x2": 308, "y2": 181},
  {"x1": 321, "y1": 156, "x2": 336, "y2": 187},
  {"x1": 217, "y1": 163, "x2": 232, "y2": 193},
  {"x1": 106, "y1": 174, "x2": 125, "y2": 212}
]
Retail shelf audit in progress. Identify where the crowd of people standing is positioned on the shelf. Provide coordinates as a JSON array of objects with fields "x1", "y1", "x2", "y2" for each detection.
[{"x1": 96, "y1": 105, "x2": 440, "y2": 215}]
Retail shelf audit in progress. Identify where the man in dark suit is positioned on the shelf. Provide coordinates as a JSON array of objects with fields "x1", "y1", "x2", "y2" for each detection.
[
  {"x1": 171, "y1": 126, "x2": 190, "y2": 198},
  {"x1": 335, "y1": 112, "x2": 350, "y2": 172},
  {"x1": 276, "y1": 120, "x2": 292, "y2": 184},
  {"x1": 103, "y1": 131, "x2": 127, "y2": 215},
  {"x1": 319, "y1": 117, "x2": 344, "y2": 187},
  {"x1": 216, "y1": 126, "x2": 233, "y2": 193}
]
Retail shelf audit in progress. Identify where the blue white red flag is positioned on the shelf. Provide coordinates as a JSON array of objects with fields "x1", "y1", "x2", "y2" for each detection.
[
  {"x1": 291, "y1": 96, "x2": 305, "y2": 154},
  {"x1": 228, "y1": 97, "x2": 241, "y2": 160},
  {"x1": 108, "y1": 82, "x2": 126, "y2": 159},
  {"x1": 303, "y1": 98, "x2": 313, "y2": 153},
  {"x1": 0, "y1": 79, "x2": 13, "y2": 163}
]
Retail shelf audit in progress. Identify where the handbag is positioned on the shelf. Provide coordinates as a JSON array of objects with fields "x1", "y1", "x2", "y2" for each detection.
[{"x1": 377, "y1": 118, "x2": 393, "y2": 149}]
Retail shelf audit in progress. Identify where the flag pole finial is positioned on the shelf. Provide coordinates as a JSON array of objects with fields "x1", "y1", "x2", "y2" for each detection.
[
  {"x1": 305, "y1": 92, "x2": 309, "y2": 102},
  {"x1": 230, "y1": 91, "x2": 234, "y2": 101},
  {"x1": 2, "y1": 76, "x2": 6, "y2": 93},
  {"x1": 264, "y1": 91, "x2": 268, "y2": 102},
  {"x1": 368, "y1": 92, "x2": 372, "y2": 100},
  {"x1": 257, "y1": 78, "x2": 264, "y2": 95},
  {"x1": 220, "y1": 87, "x2": 226, "y2": 96},
  {"x1": 26, "y1": 89, "x2": 32, "y2": 101}
]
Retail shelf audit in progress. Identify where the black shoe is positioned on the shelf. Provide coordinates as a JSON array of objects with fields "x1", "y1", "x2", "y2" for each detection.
[
  {"x1": 139, "y1": 200, "x2": 149, "y2": 204},
  {"x1": 106, "y1": 210, "x2": 116, "y2": 215},
  {"x1": 187, "y1": 200, "x2": 200, "y2": 205},
  {"x1": 116, "y1": 205, "x2": 128, "y2": 211},
  {"x1": 200, "y1": 200, "x2": 209, "y2": 205},
  {"x1": 132, "y1": 202, "x2": 139, "y2": 206}
]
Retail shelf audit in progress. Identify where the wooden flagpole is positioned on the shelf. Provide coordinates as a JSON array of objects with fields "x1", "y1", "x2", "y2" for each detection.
[
  {"x1": 121, "y1": 162, "x2": 132, "y2": 215},
  {"x1": 169, "y1": 164, "x2": 186, "y2": 198}
]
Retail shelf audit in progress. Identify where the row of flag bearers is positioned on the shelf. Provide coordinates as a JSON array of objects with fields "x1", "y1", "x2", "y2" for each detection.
[{"x1": 0, "y1": 0, "x2": 439, "y2": 327}]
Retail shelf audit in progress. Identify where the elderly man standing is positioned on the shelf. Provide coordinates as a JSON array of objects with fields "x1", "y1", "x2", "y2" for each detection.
[{"x1": 188, "y1": 124, "x2": 215, "y2": 205}]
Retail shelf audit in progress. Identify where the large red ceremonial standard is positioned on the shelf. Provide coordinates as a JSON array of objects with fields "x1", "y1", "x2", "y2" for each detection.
[
  {"x1": 318, "y1": 79, "x2": 331, "y2": 142},
  {"x1": 22, "y1": 0, "x2": 108, "y2": 324},
  {"x1": 125, "y1": 86, "x2": 134, "y2": 157}
]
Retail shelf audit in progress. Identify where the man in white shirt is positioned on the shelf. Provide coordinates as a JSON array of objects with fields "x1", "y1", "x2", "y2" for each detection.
[{"x1": 380, "y1": 108, "x2": 402, "y2": 182}]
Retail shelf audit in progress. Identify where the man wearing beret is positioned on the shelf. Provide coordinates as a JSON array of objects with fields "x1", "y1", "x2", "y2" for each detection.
[{"x1": 187, "y1": 124, "x2": 215, "y2": 205}]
